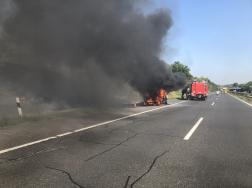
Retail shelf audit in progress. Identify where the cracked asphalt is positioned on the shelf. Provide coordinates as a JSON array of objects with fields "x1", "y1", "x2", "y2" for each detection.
[{"x1": 1, "y1": 94, "x2": 252, "y2": 187}]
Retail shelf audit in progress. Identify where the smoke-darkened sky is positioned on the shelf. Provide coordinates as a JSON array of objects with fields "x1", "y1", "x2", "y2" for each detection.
[{"x1": 0, "y1": 0, "x2": 186, "y2": 106}]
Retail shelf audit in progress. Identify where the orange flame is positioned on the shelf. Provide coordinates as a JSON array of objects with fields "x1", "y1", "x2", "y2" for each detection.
[{"x1": 144, "y1": 89, "x2": 167, "y2": 106}]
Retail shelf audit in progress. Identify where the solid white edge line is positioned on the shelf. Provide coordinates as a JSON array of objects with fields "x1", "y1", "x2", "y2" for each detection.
[
  {"x1": 74, "y1": 101, "x2": 187, "y2": 132},
  {"x1": 228, "y1": 93, "x2": 252, "y2": 107},
  {"x1": 184, "y1": 117, "x2": 204, "y2": 140},
  {"x1": 212, "y1": 102, "x2": 215, "y2": 105},
  {"x1": 0, "y1": 137, "x2": 57, "y2": 155},
  {"x1": 0, "y1": 101, "x2": 187, "y2": 155},
  {"x1": 56, "y1": 132, "x2": 73, "y2": 137}
]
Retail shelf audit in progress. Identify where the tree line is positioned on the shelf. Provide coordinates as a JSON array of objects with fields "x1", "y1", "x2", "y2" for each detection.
[
  {"x1": 229, "y1": 82, "x2": 252, "y2": 93},
  {"x1": 166, "y1": 61, "x2": 219, "y2": 91}
]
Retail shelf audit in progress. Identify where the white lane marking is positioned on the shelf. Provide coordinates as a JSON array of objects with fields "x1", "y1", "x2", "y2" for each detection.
[
  {"x1": 228, "y1": 94, "x2": 252, "y2": 107},
  {"x1": 0, "y1": 101, "x2": 187, "y2": 155},
  {"x1": 57, "y1": 132, "x2": 73, "y2": 137},
  {"x1": 74, "y1": 101, "x2": 187, "y2": 132},
  {"x1": 212, "y1": 102, "x2": 215, "y2": 105},
  {"x1": 184, "y1": 117, "x2": 204, "y2": 140},
  {"x1": 0, "y1": 137, "x2": 57, "y2": 155}
]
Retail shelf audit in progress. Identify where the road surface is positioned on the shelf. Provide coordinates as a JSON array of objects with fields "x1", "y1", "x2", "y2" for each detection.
[{"x1": 0, "y1": 93, "x2": 252, "y2": 187}]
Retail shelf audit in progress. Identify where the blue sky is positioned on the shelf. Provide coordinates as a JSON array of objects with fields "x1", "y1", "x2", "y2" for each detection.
[{"x1": 147, "y1": 0, "x2": 252, "y2": 85}]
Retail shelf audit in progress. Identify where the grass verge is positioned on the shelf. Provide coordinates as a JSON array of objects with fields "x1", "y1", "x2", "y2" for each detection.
[
  {"x1": 229, "y1": 93, "x2": 252, "y2": 104},
  {"x1": 168, "y1": 90, "x2": 182, "y2": 100},
  {"x1": 0, "y1": 108, "x2": 96, "y2": 128}
]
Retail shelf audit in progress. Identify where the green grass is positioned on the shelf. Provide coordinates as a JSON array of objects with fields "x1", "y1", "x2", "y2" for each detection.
[
  {"x1": 0, "y1": 108, "x2": 96, "y2": 128},
  {"x1": 229, "y1": 92, "x2": 252, "y2": 104},
  {"x1": 168, "y1": 90, "x2": 182, "y2": 99}
]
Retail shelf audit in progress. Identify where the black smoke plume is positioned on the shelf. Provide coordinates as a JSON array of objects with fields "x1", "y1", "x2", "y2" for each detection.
[{"x1": 0, "y1": 0, "x2": 186, "y2": 106}]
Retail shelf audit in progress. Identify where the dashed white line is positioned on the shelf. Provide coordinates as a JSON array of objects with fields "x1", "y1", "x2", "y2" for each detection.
[
  {"x1": 184, "y1": 117, "x2": 204, "y2": 140},
  {"x1": 212, "y1": 102, "x2": 215, "y2": 105},
  {"x1": 0, "y1": 101, "x2": 187, "y2": 155},
  {"x1": 228, "y1": 94, "x2": 252, "y2": 107}
]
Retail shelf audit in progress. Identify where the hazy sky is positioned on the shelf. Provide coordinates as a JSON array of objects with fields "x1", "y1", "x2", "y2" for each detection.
[{"x1": 149, "y1": 0, "x2": 252, "y2": 85}]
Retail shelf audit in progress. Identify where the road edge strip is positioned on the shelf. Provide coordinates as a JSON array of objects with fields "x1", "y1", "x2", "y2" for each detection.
[
  {"x1": 228, "y1": 93, "x2": 252, "y2": 107},
  {"x1": 0, "y1": 101, "x2": 187, "y2": 155}
]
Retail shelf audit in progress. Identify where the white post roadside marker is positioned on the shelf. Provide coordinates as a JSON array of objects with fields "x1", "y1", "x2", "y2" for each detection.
[
  {"x1": 184, "y1": 117, "x2": 204, "y2": 140},
  {"x1": 16, "y1": 97, "x2": 22, "y2": 116},
  {"x1": 212, "y1": 102, "x2": 215, "y2": 105}
]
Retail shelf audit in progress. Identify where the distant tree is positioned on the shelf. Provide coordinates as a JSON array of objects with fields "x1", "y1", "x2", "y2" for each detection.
[
  {"x1": 243, "y1": 81, "x2": 252, "y2": 93},
  {"x1": 166, "y1": 64, "x2": 172, "y2": 71},
  {"x1": 166, "y1": 61, "x2": 219, "y2": 91},
  {"x1": 167, "y1": 61, "x2": 193, "y2": 81},
  {"x1": 193, "y1": 76, "x2": 207, "y2": 82},
  {"x1": 239, "y1": 84, "x2": 244, "y2": 88},
  {"x1": 233, "y1": 82, "x2": 239, "y2": 87}
]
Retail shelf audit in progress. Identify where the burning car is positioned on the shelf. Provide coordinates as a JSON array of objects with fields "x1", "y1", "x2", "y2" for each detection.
[{"x1": 144, "y1": 89, "x2": 168, "y2": 106}]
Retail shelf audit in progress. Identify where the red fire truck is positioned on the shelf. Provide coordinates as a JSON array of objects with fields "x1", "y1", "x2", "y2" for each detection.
[{"x1": 183, "y1": 81, "x2": 208, "y2": 101}]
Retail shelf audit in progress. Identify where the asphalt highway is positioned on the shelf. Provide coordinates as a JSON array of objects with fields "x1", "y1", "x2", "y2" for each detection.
[{"x1": 0, "y1": 93, "x2": 252, "y2": 188}]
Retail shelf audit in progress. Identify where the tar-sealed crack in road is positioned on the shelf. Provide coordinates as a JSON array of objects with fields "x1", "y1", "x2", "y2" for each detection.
[
  {"x1": 109, "y1": 119, "x2": 144, "y2": 134},
  {"x1": 118, "y1": 129, "x2": 183, "y2": 138},
  {"x1": 123, "y1": 149, "x2": 171, "y2": 188},
  {"x1": 0, "y1": 137, "x2": 70, "y2": 165},
  {"x1": 109, "y1": 111, "x2": 163, "y2": 134},
  {"x1": 70, "y1": 137, "x2": 120, "y2": 146},
  {"x1": 193, "y1": 109, "x2": 202, "y2": 122},
  {"x1": 84, "y1": 133, "x2": 139, "y2": 162},
  {"x1": 45, "y1": 166, "x2": 85, "y2": 188}
]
